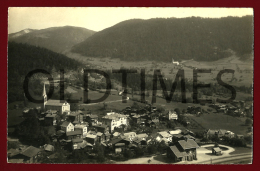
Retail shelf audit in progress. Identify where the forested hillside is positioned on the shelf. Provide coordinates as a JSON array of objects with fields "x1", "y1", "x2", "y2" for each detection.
[
  {"x1": 72, "y1": 16, "x2": 253, "y2": 61},
  {"x1": 8, "y1": 42, "x2": 83, "y2": 103},
  {"x1": 9, "y1": 26, "x2": 95, "y2": 53}
]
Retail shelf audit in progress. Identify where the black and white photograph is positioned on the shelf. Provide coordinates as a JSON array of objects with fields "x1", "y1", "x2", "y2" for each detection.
[{"x1": 7, "y1": 7, "x2": 253, "y2": 164}]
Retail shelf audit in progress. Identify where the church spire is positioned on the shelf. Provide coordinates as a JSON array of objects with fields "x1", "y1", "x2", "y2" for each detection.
[
  {"x1": 43, "y1": 83, "x2": 46, "y2": 96},
  {"x1": 43, "y1": 83, "x2": 47, "y2": 109}
]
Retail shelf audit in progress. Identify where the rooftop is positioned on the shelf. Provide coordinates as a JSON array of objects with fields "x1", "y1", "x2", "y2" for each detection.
[
  {"x1": 45, "y1": 100, "x2": 69, "y2": 106},
  {"x1": 21, "y1": 146, "x2": 41, "y2": 158}
]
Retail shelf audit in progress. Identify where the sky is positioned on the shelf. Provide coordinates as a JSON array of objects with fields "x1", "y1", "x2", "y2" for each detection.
[{"x1": 8, "y1": 7, "x2": 253, "y2": 34}]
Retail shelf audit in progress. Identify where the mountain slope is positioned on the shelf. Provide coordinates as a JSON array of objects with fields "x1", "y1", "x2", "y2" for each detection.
[
  {"x1": 9, "y1": 26, "x2": 95, "y2": 53},
  {"x1": 8, "y1": 42, "x2": 84, "y2": 103},
  {"x1": 9, "y1": 29, "x2": 36, "y2": 39},
  {"x1": 72, "y1": 16, "x2": 253, "y2": 61}
]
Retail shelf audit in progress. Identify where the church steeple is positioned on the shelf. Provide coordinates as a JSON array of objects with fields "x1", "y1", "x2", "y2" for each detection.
[{"x1": 43, "y1": 83, "x2": 47, "y2": 109}]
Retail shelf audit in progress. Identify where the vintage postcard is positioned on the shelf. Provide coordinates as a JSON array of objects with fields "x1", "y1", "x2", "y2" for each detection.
[{"x1": 7, "y1": 7, "x2": 253, "y2": 164}]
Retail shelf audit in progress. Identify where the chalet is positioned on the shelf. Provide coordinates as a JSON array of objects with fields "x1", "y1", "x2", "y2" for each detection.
[
  {"x1": 168, "y1": 110, "x2": 178, "y2": 120},
  {"x1": 44, "y1": 113, "x2": 57, "y2": 126},
  {"x1": 205, "y1": 129, "x2": 235, "y2": 139},
  {"x1": 92, "y1": 124, "x2": 109, "y2": 134},
  {"x1": 104, "y1": 132, "x2": 111, "y2": 141},
  {"x1": 156, "y1": 131, "x2": 172, "y2": 143},
  {"x1": 85, "y1": 114, "x2": 99, "y2": 126},
  {"x1": 115, "y1": 143, "x2": 125, "y2": 153},
  {"x1": 96, "y1": 132, "x2": 105, "y2": 143},
  {"x1": 113, "y1": 132, "x2": 121, "y2": 138},
  {"x1": 13, "y1": 146, "x2": 41, "y2": 163},
  {"x1": 68, "y1": 110, "x2": 84, "y2": 124},
  {"x1": 72, "y1": 138, "x2": 87, "y2": 150},
  {"x1": 169, "y1": 129, "x2": 182, "y2": 135},
  {"x1": 122, "y1": 132, "x2": 137, "y2": 140},
  {"x1": 74, "y1": 123, "x2": 88, "y2": 137},
  {"x1": 167, "y1": 139, "x2": 199, "y2": 162},
  {"x1": 132, "y1": 134, "x2": 148, "y2": 146},
  {"x1": 102, "y1": 113, "x2": 127, "y2": 132},
  {"x1": 8, "y1": 148, "x2": 20, "y2": 158},
  {"x1": 43, "y1": 144, "x2": 54, "y2": 152},
  {"x1": 146, "y1": 119, "x2": 159, "y2": 128},
  {"x1": 60, "y1": 121, "x2": 74, "y2": 132},
  {"x1": 66, "y1": 130, "x2": 82, "y2": 140},
  {"x1": 85, "y1": 134, "x2": 97, "y2": 145}
]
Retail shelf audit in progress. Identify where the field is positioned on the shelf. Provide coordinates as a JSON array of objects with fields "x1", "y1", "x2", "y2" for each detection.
[
  {"x1": 186, "y1": 113, "x2": 248, "y2": 135},
  {"x1": 65, "y1": 51, "x2": 253, "y2": 87}
]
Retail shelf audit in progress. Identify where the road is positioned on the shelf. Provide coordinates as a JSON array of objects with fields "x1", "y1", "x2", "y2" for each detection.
[{"x1": 196, "y1": 153, "x2": 252, "y2": 164}]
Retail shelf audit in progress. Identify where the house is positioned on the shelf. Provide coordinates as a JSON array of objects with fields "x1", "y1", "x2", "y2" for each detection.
[
  {"x1": 72, "y1": 138, "x2": 87, "y2": 150},
  {"x1": 92, "y1": 124, "x2": 109, "y2": 134},
  {"x1": 132, "y1": 134, "x2": 148, "y2": 146},
  {"x1": 169, "y1": 129, "x2": 182, "y2": 135},
  {"x1": 96, "y1": 132, "x2": 105, "y2": 143},
  {"x1": 156, "y1": 131, "x2": 172, "y2": 143},
  {"x1": 104, "y1": 132, "x2": 111, "y2": 141},
  {"x1": 43, "y1": 144, "x2": 54, "y2": 152},
  {"x1": 74, "y1": 123, "x2": 88, "y2": 137},
  {"x1": 146, "y1": 119, "x2": 159, "y2": 127},
  {"x1": 60, "y1": 121, "x2": 74, "y2": 132},
  {"x1": 167, "y1": 139, "x2": 199, "y2": 162},
  {"x1": 7, "y1": 148, "x2": 20, "y2": 158},
  {"x1": 167, "y1": 146, "x2": 188, "y2": 162},
  {"x1": 205, "y1": 129, "x2": 234, "y2": 139},
  {"x1": 14, "y1": 146, "x2": 41, "y2": 163},
  {"x1": 121, "y1": 132, "x2": 136, "y2": 140},
  {"x1": 169, "y1": 110, "x2": 178, "y2": 120},
  {"x1": 102, "y1": 113, "x2": 127, "y2": 132},
  {"x1": 85, "y1": 134, "x2": 97, "y2": 145},
  {"x1": 85, "y1": 114, "x2": 99, "y2": 126},
  {"x1": 113, "y1": 132, "x2": 121, "y2": 138},
  {"x1": 44, "y1": 113, "x2": 58, "y2": 126},
  {"x1": 66, "y1": 130, "x2": 82, "y2": 140},
  {"x1": 212, "y1": 147, "x2": 222, "y2": 155},
  {"x1": 68, "y1": 110, "x2": 84, "y2": 124},
  {"x1": 115, "y1": 143, "x2": 125, "y2": 153}
]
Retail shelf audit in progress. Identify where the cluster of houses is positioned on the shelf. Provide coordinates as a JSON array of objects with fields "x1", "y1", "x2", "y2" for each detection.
[{"x1": 208, "y1": 101, "x2": 251, "y2": 117}]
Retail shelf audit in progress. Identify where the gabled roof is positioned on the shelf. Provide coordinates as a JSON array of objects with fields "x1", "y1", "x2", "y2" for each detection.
[
  {"x1": 136, "y1": 133, "x2": 148, "y2": 139},
  {"x1": 60, "y1": 121, "x2": 72, "y2": 127},
  {"x1": 44, "y1": 144, "x2": 54, "y2": 152},
  {"x1": 45, "y1": 114, "x2": 57, "y2": 118},
  {"x1": 87, "y1": 115, "x2": 98, "y2": 119},
  {"x1": 178, "y1": 139, "x2": 199, "y2": 150},
  {"x1": 86, "y1": 134, "x2": 97, "y2": 139},
  {"x1": 45, "y1": 100, "x2": 69, "y2": 106},
  {"x1": 21, "y1": 146, "x2": 41, "y2": 158},
  {"x1": 96, "y1": 132, "x2": 103, "y2": 136},
  {"x1": 72, "y1": 138, "x2": 83, "y2": 143},
  {"x1": 66, "y1": 130, "x2": 82, "y2": 136},
  {"x1": 169, "y1": 146, "x2": 188, "y2": 158},
  {"x1": 158, "y1": 131, "x2": 172, "y2": 138},
  {"x1": 110, "y1": 137, "x2": 123, "y2": 145},
  {"x1": 8, "y1": 148, "x2": 20, "y2": 157}
]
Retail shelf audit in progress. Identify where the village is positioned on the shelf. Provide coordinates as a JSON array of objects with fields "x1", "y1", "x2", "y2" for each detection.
[{"x1": 7, "y1": 80, "x2": 253, "y2": 164}]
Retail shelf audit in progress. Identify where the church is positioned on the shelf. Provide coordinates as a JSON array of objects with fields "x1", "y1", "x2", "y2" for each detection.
[{"x1": 43, "y1": 84, "x2": 70, "y2": 115}]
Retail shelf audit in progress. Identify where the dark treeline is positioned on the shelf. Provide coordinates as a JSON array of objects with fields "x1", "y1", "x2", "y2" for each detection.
[
  {"x1": 8, "y1": 42, "x2": 83, "y2": 103},
  {"x1": 72, "y1": 16, "x2": 253, "y2": 62}
]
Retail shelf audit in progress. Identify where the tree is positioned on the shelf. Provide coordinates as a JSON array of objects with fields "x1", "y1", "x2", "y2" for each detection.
[
  {"x1": 123, "y1": 149, "x2": 134, "y2": 159},
  {"x1": 103, "y1": 102, "x2": 107, "y2": 110},
  {"x1": 245, "y1": 118, "x2": 252, "y2": 126},
  {"x1": 174, "y1": 108, "x2": 181, "y2": 115}
]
